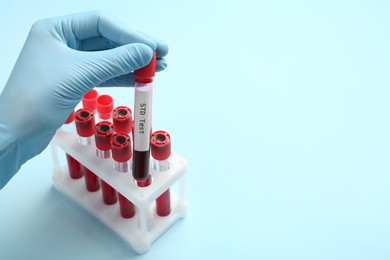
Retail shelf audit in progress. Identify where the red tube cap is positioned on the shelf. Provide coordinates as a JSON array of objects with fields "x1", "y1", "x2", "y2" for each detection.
[
  {"x1": 95, "y1": 121, "x2": 114, "y2": 151},
  {"x1": 113, "y1": 106, "x2": 132, "y2": 134},
  {"x1": 75, "y1": 109, "x2": 95, "y2": 137},
  {"x1": 134, "y1": 52, "x2": 157, "y2": 83},
  {"x1": 82, "y1": 89, "x2": 99, "y2": 111},
  {"x1": 97, "y1": 95, "x2": 114, "y2": 119},
  {"x1": 111, "y1": 133, "x2": 132, "y2": 162},
  {"x1": 151, "y1": 130, "x2": 171, "y2": 160}
]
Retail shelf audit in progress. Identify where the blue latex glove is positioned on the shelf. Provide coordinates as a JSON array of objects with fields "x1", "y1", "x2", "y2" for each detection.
[{"x1": 0, "y1": 11, "x2": 168, "y2": 189}]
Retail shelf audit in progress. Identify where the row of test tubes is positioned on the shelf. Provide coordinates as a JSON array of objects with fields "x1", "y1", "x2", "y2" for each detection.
[{"x1": 62, "y1": 89, "x2": 172, "y2": 218}]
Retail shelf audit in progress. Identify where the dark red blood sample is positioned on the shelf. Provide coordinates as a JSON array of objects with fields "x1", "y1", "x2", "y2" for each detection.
[
  {"x1": 131, "y1": 120, "x2": 134, "y2": 140},
  {"x1": 137, "y1": 175, "x2": 151, "y2": 187},
  {"x1": 83, "y1": 167, "x2": 100, "y2": 192},
  {"x1": 156, "y1": 190, "x2": 171, "y2": 216},
  {"x1": 132, "y1": 150, "x2": 150, "y2": 182},
  {"x1": 118, "y1": 193, "x2": 136, "y2": 218},
  {"x1": 101, "y1": 180, "x2": 117, "y2": 205},
  {"x1": 66, "y1": 154, "x2": 83, "y2": 179},
  {"x1": 113, "y1": 106, "x2": 132, "y2": 134}
]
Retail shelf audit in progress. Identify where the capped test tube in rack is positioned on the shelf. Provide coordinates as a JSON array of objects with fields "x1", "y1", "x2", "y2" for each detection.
[
  {"x1": 74, "y1": 108, "x2": 101, "y2": 191},
  {"x1": 94, "y1": 121, "x2": 117, "y2": 204},
  {"x1": 62, "y1": 110, "x2": 83, "y2": 179},
  {"x1": 151, "y1": 130, "x2": 172, "y2": 216},
  {"x1": 94, "y1": 121, "x2": 114, "y2": 159},
  {"x1": 111, "y1": 133, "x2": 132, "y2": 172}
]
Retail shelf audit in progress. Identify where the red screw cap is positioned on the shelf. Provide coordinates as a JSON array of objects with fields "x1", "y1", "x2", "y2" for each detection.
[
  {"x1": 151, "y1": 130, "x2": 171, "y2": 160},
  {"x1": 82, "y1": 89, "x2": 99, "y2": 111},
  {"x1": 134, "y1": 51, "x2": 157, "y2": 83},
  {"x1": 75, "y1": 109, "x2": 95, "y2": 137},
  {"x1": 111, "y1": 133, "x2": 132, "y2": 162},
  {"x1": 95, "y1": 121, "x2": 114, "y2": 151},
  {"x1": 113, "y1": 106, "x2": 132, "y2": 134}
]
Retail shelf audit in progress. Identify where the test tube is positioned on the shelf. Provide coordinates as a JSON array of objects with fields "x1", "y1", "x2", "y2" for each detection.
[
  {"x1": 118, "y1": 193, "x2": 136, "y2": 218},
  {"x1": 62, "y1": 111, "x2": 83, "y2": 179},
  {"x1": 101, "y1": 180, "x2": 117, "y2": 205},
  {"x1": 82, "y1": 89, "x2": 99, "y2": 113},
  {"x1": 151, "y1": 130, "x2": 172, "y2": 216},
  {"x1": 111, "y1": 133, "x2": 132, "y2": 172},
  {"x1": 75, "y1": 109, "x2": 95, "y2": 145},
  {"x1": 97, "y1": 94, "x2": 114, "y2": 122},
  {"x1": 94, "y1": 121, "x2": 114, "y2": 159},
  {"x1": 94, "y1": 122, "x2": 117, "y2": 204},
  {"x1": 66, "y1": 155, "x2": 83, "y2": 179},
  {"x1": 83, "y1": 167, "x2": 100, "y2": 192},
  {"x1": 113, "y1": 106, "x2": 132, "y2": 135},
  {"x1": 132, "y1": 52, "x2": 156, "y2": 182}
]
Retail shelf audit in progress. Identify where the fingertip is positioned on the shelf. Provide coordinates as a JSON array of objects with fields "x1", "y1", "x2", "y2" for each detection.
[
  {"x1": 129, "y1": 43, "x2": 154, "y2": 69},
  {"x1": 156, "y1": 40, "x2": 169, "y2": 58},
  {"x1": 141, "y1": 33, "x2": 169, "y2": 58},
  {"x1": 134, "y1": 42, "x2": 154, "y2": 56},
  {"x1": 83, "y1": 43, "x2": 154, "y2": 84},
  {"x1": 140, "y1": 37, "x2": 157, "y2": 52},
  {"x1": 156, "y1": 58, "x2": 168, "y2": 72}
]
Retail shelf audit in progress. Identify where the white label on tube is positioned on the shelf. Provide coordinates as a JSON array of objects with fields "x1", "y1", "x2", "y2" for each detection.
[{"x1": 134, "y1": 83, "x2": 153, "y2": 151}]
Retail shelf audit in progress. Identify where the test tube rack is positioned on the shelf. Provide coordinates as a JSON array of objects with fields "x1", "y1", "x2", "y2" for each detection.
[{"x1": 50, "y1": 123, "x2": 188, "y2": 254}]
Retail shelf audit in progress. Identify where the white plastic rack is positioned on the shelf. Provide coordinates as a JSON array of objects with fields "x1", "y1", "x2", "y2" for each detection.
[{"x1": 50, "y1": 126, "x2": 188, "y2": 254}]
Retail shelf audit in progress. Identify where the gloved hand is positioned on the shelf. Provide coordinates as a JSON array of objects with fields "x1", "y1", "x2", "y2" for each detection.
[{"x1": 0, "y1": 11, "x2": 168, "y2": 189}]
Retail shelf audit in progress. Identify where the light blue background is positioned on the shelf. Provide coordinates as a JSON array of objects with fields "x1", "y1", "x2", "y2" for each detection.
[{"x1": 1, "y1": 0, "x2": 390, "y2": 259}]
